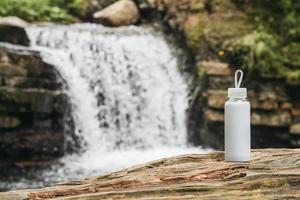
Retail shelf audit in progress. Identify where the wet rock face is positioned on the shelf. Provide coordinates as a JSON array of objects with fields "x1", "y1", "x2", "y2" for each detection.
[
  {"x1": 93, "y1": 0, "x2": 140, "y2": 26},
  {"x1": 0, "y1": 43, "x2": 73, "y2": 161},
  {"x1": 0, "y1": 17, "x2": 29, "y2": 46}
]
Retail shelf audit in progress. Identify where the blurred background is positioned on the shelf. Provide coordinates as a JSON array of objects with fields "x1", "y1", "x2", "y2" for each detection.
[{"x1": 0, "y1": 0, "x2": 299, "y2": 191}]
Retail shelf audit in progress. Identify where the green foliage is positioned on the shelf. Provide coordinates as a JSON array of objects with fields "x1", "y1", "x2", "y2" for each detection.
[
  {"x1": 48, "y1": 0, "x2": 95, "y2": 19},
  {"x1": 249, "y1": 0, "x2": 300, "y2": 40},
  {"x1": 229, "y1": 0, "x2": 300, "y2": 79},
  {"x1": 229, "y1": 31, "x2": 282, "y2": 75},
  {"x1": 187, "y1": 21, "x2": 205, "y2": 51},
  {"x1": 0, "y1": 0, "x2": 76, "y2": 22},
  {"x1": 0, "y1": 0, "x2": 120, "y2": 21},
  {"x1": 64, "y1": 0, "x2": 87, "y2": 18}
]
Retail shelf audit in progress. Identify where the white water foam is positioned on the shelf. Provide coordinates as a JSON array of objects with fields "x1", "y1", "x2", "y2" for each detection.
[{"x1": 24, "y1": 24, "x2": 210, "y2": 185}]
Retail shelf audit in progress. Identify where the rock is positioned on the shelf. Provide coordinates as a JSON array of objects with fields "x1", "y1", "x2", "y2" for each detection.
[
  {"x1": 159, "y1": 0, "x2": 253, "y2": 51},
  {"x1": 290, "y1": 123, "x2": 300, "y2": 135},
  {"x1": 0, "y1": 116, "x2": 21, "y2": 128},
  {"x1": 0, "y1": 63, "x2": 27, "y2": 76},
  {"x1": 281, "y1": 102, "x2": 293, "y2": 109},
  {"x1": 183, "y1": 13, "x2": 203, "y2": 45},
  {"x1": 0, "y1": 17, "x2": 27, "y2": 27},
  {"x1": 3, "y1": 76, "x2": 60, "y2": 90},
  {"x1": 0, "y1": 43, "x2": 58, "y2": 80},
  {"x1": 1, "y1": 149, "x2": 299, "y2": 199},
  {"x1": 207, "y1": 76, "x2": 233, "y2": 90},
  {"x1": 207, "y1": 90, "x2": 227, "y2": 108},
  {"x1": 0, "y1": 43, "x2": 74, "y2": 162},
  {"x1": 0, "y1": 17, "x2": 29, "y2": 46},
  {"x1": 207, "y1": 90, "x2": 281, "y2": 110},
  {"x1": 252, "y1": 111, "x2": 292, "y2": 127},
  {"x1": 198, "y1": 61, "x2": 232, "y2": 76},
  {"x1": 0, "y1": 87, "x2": 64, "y2": 114},
  {"x1": 292, "y1": 109, "x2": 300, "y2": 117},
  {"x1": 0, "y1": 130, "x2": 64, "y2": 160},
  {"x1": 251, "y1": 100, "x2": 279, "y2": 110},
  {"x1": 250, "y1": 85, "x2": 288, "y2": 101},
  {"x1": 93, "y1": 0, "x2": 140, "y2": 26},
  {"x1": 139, "y1": 0, "x2": 300, "y2": 148},
  {"x1": 205, "y1": 109, "x2": 224, "y2": 122},
  {"x1": 205, "y1": 108, "x2": 291, "y2": 127}
]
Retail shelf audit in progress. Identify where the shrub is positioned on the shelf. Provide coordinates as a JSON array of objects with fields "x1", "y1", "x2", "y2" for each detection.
[
  {"x1": 228, "y1": 31, "x2": 282, "y2": 75},
  {"x1": 0, "y1": 0, "x2": 76, "y2": 22},
  {"x1": 229, "y1": 0, "x2": 300, "y2": 79}
]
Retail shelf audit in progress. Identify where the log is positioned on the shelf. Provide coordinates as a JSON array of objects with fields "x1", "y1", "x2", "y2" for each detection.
[{"x1": 1, "y1": 149, "x2": 300, "y2": 199}]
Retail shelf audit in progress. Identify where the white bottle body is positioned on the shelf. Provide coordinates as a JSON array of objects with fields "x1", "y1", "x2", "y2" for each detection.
[{"x1": 225, "y1": 98, "x2": 250, "y2": 161}]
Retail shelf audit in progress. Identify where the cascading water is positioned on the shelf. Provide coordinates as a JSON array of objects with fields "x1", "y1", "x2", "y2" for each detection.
[
  {"x1": 27, "y1": 24, "x2": 188, "y2": 150},
  {"x1": 2, "y1": 24, "x2": 210, "y2": 189}
]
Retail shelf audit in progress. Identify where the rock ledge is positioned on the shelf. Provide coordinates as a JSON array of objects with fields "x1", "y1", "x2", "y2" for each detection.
[{"x1": 1, "y1": 148, "x2": 299, "y2": 199}]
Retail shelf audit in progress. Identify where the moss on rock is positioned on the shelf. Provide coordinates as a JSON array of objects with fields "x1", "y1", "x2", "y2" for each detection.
[
  {"x1": 183, "y1": 13, "x2": 205, "y2": 51},
  {"x1": 159, "y1": 0, "x2": 300, "y2": 80}
]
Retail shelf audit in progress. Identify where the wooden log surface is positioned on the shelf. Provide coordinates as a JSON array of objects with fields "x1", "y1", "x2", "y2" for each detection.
[{"x1": 1, "y1": 149, "x2": 299, "y2": 199}]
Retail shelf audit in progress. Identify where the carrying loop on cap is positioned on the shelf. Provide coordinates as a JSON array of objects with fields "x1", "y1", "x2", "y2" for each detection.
[{"x1": 234, "y1": 70, "x2": 243, "y2": 88}]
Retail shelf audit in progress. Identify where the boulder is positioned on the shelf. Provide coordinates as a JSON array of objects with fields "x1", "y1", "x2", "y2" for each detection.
[
  {"x1": 292, "y1": 109, "x2": 300, "y2": 117},
  {"x1": 0, "y1": 149, "x2": 299, "y2": 199},
  {"x1": 0, "y1": 17, "x2": 29, "y2": 46},
  {"x1": 207, "y1": 90, "x2": 227, "y2": 109},
  {"x1": 198, "y1": 61, "x2": 232, "y2": 76},
  {"x1": 290, "y1": 123, "x2": 300, "y2": 135},
  {"x1": 0, "y1": 43, "x2": 74, "y2": 161},
  {"x1": 281, "y1": 102, "x2": 293, "y2": 109},
  {"x1": 93, "y1": 0, "x2": 140, "y2": 26},
  {"x1": 252, "y1": 111, "x2": 292, "y2": 127},
  {"x1": 205, "y1": 109, "x2": 224, "y2": 122},
  {"x1": 0, "y1": 116, "x2": 21, "y2": 128}
]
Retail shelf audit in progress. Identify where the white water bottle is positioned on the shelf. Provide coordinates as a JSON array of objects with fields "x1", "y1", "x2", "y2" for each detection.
[{"x1": 225, "y1": 70, "x2": 251, "y2": 162}]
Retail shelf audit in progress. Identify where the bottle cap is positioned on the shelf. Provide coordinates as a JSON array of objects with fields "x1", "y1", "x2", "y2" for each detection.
[
  {"x1": 228, "y1": 88, "x2": 247, "y2": 98},
  {"x1": 228, "y1": 70, "x2": 247, "y2": 98}
]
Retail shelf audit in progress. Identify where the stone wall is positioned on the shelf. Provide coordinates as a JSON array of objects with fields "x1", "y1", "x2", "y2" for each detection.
[
  {"x1": 191, "y1": 61, "x2": 300, "y2": 149},
  {"x1": 138, "y1": 0, "x2": 300, "y2": 149},
  {"x1": 0, "y1": 43, "x2": 72, "y2": 162}
]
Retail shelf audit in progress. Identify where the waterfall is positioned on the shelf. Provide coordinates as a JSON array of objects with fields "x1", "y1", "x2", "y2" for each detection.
[{"x1": 23, "y1": 24, "x2": 208, "y2": 185}]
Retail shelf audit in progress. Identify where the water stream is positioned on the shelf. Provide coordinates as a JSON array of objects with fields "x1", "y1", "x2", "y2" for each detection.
[{"x1": 1, "y1": 24, "x2": 209, "y2": 190}]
